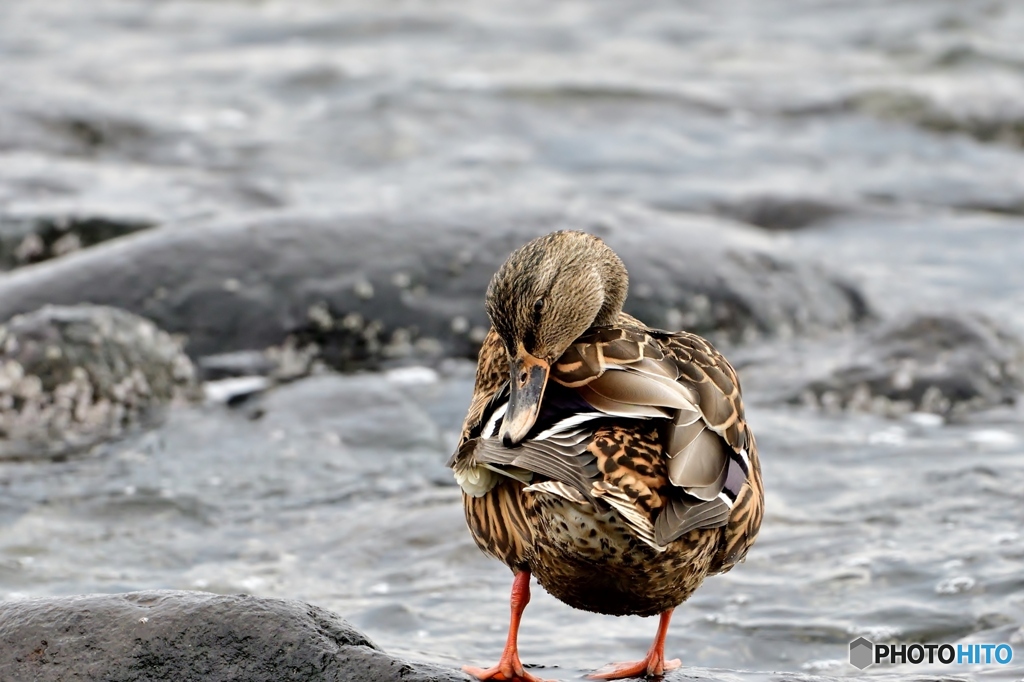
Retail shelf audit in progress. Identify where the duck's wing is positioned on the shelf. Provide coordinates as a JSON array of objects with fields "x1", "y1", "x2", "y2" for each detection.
[
  {"x1": 650, "y1": 329, "x2": 763, "y2": 571},
  {"x1": 552, "y1": 325, "x2": 760, "y2": 548},
  {"x1": 448, "y1": 328, "x2": 516, "y2": 496},
  {"x1": 448, "y1": 325, "x2": 762, "y2": 563},
  {"x1": 457, "y1": 328, "x2": 510, "y2": 445},
  {"x1": 448, "y1": 326, "x2": 607, "y2": 496}
]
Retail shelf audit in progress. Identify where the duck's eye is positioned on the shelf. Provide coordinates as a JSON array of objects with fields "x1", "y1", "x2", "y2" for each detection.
[{"x1": 533, "y1": 298, "x2": 545, "y2": 314}]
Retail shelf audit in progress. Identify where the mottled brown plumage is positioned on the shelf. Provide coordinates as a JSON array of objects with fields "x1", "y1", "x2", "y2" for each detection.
[{"x1": 449, "y1": 231, "x2": 763, "y2": 681}]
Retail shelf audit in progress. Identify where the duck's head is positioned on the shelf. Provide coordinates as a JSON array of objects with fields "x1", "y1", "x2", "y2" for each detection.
[{"x1": 485, "y1": 230, "x2": 628, "y2": 446}]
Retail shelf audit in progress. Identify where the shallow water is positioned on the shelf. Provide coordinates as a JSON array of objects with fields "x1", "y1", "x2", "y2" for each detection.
[
  {"x1": 2, "y1": 355, "x2": 1023, "y2": 680},
  {"x1": 2, "y1": 0, "x2": 1024, "y2": 680}
]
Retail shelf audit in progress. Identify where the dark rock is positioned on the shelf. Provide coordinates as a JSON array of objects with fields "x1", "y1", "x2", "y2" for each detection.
[
  {"x1": 0, "y1": 305, "x2": 199, "y2": 460},
  {"x1": 793, "y1": 313, "x2": 1024, "y2": 418},
  {"x1": 0, "y1": 209, "x2": 156, "y2": 270},
  {"x1": 0, "y1": 203, "x2": 871, "y2": 370},
  {"x1": 713, "y1": 195, "x2": 843, "y2": 231},
  {"x1": 0, "y1": 590, "x2": 470, "y2": 682}
]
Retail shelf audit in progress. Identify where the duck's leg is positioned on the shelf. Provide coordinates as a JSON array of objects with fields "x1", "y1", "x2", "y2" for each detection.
[
  {"x1": 588, "y1": 609, "x2": 681, "y2": 679},
  {"x1": 464, "y1": 570, "x2": 549, "y2": 682}
]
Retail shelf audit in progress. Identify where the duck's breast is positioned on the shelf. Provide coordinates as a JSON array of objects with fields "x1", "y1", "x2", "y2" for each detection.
[{"x1": 523, "y1": 489, "x2": 722, "y2": 617}]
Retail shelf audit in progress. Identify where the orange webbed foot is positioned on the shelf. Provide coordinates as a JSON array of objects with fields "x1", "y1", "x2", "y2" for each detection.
[
  {"x1": 587, "y1": 656, "x2": 681, "y2": 680},
  {"x1": 463, "y1": 660, "x2": 553, "y2": 682}
]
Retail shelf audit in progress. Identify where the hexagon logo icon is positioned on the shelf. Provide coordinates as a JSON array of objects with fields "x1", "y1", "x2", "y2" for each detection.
[{"x1": 849, "y1": 637, "x2": 875, "y2": 669}]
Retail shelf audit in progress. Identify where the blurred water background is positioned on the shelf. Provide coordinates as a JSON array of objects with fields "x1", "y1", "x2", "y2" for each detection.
[{"x1": 1, "y1": 1, "x2": 1023, "y2": 680}]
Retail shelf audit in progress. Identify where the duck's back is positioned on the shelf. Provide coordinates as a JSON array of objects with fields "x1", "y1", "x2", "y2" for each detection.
[{"x1": 450, "y1": 316, "x2": 763, "y2": 616}]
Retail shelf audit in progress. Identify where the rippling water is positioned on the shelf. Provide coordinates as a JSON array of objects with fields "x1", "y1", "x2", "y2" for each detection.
[{"x1": 2, "y1": 1, "x2": 1024, "y2": 680}]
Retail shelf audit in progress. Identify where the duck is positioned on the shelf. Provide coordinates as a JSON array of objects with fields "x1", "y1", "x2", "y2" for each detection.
[{"x1": 447, "y1": 230, "x2": 763, "y2": 681}]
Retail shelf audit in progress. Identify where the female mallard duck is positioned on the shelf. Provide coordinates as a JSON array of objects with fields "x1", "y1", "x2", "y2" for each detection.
[{"x1": 448, "y1": 231, "x2": 763, "y2": 681}]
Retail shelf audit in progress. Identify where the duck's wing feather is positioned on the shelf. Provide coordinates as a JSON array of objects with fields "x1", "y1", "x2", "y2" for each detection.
[
  {"x1": 469, "y1": 380, "x2": 605, "y2": 499},
  {"x1": 654, "y1": 328, "x2": 763, "y2": 570},
  {"x1": 456, "y1": 328, "x2": 510, "y2": 444},
  {"x1": 552, "y1": 325, "x2": 762, "y2": 556}
]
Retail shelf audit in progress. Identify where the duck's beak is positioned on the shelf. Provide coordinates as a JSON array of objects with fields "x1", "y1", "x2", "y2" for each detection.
[{"x1": 500, "y1": 348, "x2": 550, "y2": 447}]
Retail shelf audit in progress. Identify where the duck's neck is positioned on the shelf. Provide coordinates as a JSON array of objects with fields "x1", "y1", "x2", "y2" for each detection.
[{"x1": 592, "y1": 259, "x2": 628, "y2": 327}]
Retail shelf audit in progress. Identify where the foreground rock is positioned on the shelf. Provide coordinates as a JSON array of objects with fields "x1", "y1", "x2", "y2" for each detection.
[
  {"x1": 793, "y1": 313, "x2": 1024, "y2": 418},
  {"x1": 0, "y1": 202, "x2": 870, "y2": 369},
  {"x1": 0, "y1": 590, "x2": 469, "y2": 682},
  {"x1": 0, "y1": 305, "x2": 198, "y2": 460}
]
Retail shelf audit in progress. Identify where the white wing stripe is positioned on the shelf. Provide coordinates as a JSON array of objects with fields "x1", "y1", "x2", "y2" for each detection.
[{"x1": 482, "y1": 402, "x2": 508, "y2": 439}]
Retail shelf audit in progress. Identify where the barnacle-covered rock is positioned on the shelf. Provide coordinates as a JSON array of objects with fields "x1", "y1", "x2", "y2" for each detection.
[
  {"x1": 0, "y1": 203, "x2": 871, "y2": 370},
  {"x1": 794, "y1": 313, "x2": 1023, "y2": 418},
  {"x1": 0, "y1": 210, "x2": 155, "y2": 270},
  {"x1": 0, "y1": 305, "x2": 198, "y2": 460}
]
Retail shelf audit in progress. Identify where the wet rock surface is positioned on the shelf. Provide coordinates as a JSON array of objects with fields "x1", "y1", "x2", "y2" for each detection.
[
  {"x1": 0, "y1": 590, "x2": 471, "y2": 682},
  {"x1": 0, "y1": 305, "x2": 197, "y2": 460},
  {"x1": 0, "y1": 204, "x2": 869, "y2": 367},
  {"x1": 793, "y1": 314, "x2": 1024, "y2": 418},
  {"x1": 0, "y1": 210, "x2": 155, "y2": 270}
]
